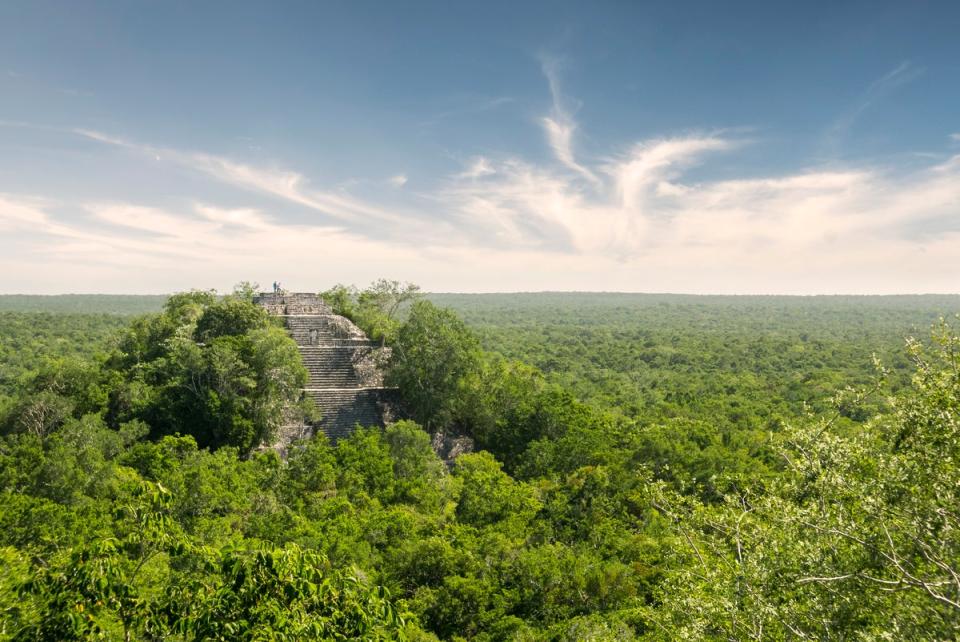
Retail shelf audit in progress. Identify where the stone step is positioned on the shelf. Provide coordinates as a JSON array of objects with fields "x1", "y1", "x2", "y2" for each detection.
[
  {"x1": 308, "y1": 377, "x2": 361, "y2": 387},
  {"x1": 303, "y1": 388, "x2": 391, "y2": 441},
  {"x1": 307, "y1": 377, "x2": 362, "y2": 388},
  {"x1": 301, "y1": 362, "x2": 358, "y2": 371},
  {"x1": 299, "y1": 359, "x2": 361, "y2": 368},
  {"x1": 300, "y1": 346, "x2": 371, "y2": 380},
  {"x1": 301, "y1": 365, "x2": 363, "y2": 375},
  {"x1": 301, "y1": 362, "x2": 361, "y2": 370},
  {"x1": 300, "y1": 360, "x2": 359, "y2": 368},
  {"x1": 303, "y1": 361, "x2": 359, "y2": 370},
  {"x1": 297, "y1": 344, "x2": 374, "y2": 356},
  {"x1": 298, "y1": 345, "x2": 366, "y2": 388},
  {"x1": 302, "y1": 365, "x2": 357, "y2": 373},
  {"x1": 254, "y1": 293, "x2": 332, "y2": 316},
  {"x1": 286, "y1": 317, "x2": 370, "y2": 345}
]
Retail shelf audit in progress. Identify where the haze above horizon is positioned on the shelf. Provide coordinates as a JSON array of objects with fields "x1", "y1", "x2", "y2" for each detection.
[{"x1": 2, "y1": 1, "x2": 959, "y2": 295}]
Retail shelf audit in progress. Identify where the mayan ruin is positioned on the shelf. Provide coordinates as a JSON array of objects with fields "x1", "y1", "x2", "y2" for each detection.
[{"x1": 255, "y1": 291, "x2": 397, "y2": 446}]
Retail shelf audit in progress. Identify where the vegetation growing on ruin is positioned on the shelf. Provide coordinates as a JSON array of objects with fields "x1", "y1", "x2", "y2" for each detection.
[{"x1": 1, "y1": 287, "x2": 959, "y2": 639}]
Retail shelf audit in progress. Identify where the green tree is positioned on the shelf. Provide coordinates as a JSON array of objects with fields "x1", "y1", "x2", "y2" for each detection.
[
  {"x1": 359, "y1": 280, "x2": 421, "y2": 316},
  {"x1": 453, "y1": 452, "x2": 540, "y2": 531},
  {"x1": 193, "y1": 295, "x2": 270, "y2": 343},
  {"x1": 283, "y1": 434, "x2": 338, "y2": 500},
  {"x1": 156, "y1": 546, "x2": 410, "y2": 641},
  {"x1": 10, "y1": 481, "x2": 414, "y2": 641},
  {"x1": 384, "y1": 420, "x2": 449, "y2": 509},
  {"x1": 335, "y1": 427, "x2": 397, "y2": 504},
  {"x1": 388, "y1": 301, "x2": 481, "y2": 430},
  {"x1": 322, "y1": 279, "x2": 421, "y2": 344},
  {"x1": 0, "y1": 546, "x2": 29, "y2": 638},
  {"x1": 650, "y1": 322, "x2": 960, "y2": 640},
  {"x1": 106, "y1": 290, "x2": 307, "y2": 453}
]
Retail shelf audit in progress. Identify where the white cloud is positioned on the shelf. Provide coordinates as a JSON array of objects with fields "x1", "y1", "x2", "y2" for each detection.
[
  {"x1": 539, "y1": 56, "x2": 600, "y2": 185},
  {"x1": 90, "y1": 203, "x2": 212, "y2": 238},
  {"x1": 608, "y1": 137, "x2": 732, "y2": 210},
  {"x1": 72, "y1": 129, "x2": 414, "y2": 229},
  {"x1": 7, "y1": 67, "x2": 959, "y2": 294},
  {"x1": 950, "y1": 133, "x2": 960, "y2": 143},
  {"x1": 4, "y1": 152, "x2": 960, "y2": 293},
  {"x1": 824, "y1": 61, "x2": 924, "y2": 153},
  {"x1": 0, "y1": 197, "x2": 429, "y2": 291},
  {"x1": 0, "y1": 194, "x2": 50, "y2": 229},
  {"x1": 51, "y1": 123, "x2": 960, "y2": 292},
  {"x1": 437, "y1": 130, "x2": 960, "y2": 289},
  {"x1": 457, "y1": 157, "x2": 496, "y2": 180}
]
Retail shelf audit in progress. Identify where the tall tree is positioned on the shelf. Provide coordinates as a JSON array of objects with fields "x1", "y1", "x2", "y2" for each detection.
[
  {"x1": 321, "y1": 279, "x2": 421, "y2": 344},
  {"x1": 387, "y1": 300, "x2": 480, "y2": 430},
  {"x1": 106, "y1": 289, "x2": 307, "y2": 453}
]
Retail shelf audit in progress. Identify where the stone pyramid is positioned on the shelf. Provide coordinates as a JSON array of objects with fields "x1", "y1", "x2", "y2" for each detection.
[{"x1": 255, "y1": 292, "x2": 398, "y2": 448}]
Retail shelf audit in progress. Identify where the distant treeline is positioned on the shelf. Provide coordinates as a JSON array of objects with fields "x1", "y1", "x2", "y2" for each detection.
[
  {"x1": 3, "y1": 291, "x2": 959, "y2": 316},
  {"x1": 0, "y1": 294, "x2": 168, "y2": 315},
  {"x1": 429, "y1": 291, "x2": 960, "y2": 313}
]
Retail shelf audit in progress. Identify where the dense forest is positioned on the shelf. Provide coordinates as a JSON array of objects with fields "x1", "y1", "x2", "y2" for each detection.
[
  {"x1": 1, "y1": 287, "x2": 959, "y2": 640},
  {"x1": 0, "y1": 295, "x2": 168, "y2": 316}
]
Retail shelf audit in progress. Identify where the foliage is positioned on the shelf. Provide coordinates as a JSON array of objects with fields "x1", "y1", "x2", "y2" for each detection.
[
  {"x1": 156, "y1": 546, "x2": 408, "y2": 641},
  {"x1": 12, "y1": 481, "x2": 410, "y2": 641},
  {"x1": 646, "y1": 321, "x2": 960, "y2": 640},
  {"x1": 2, "y1": 290, "x2": 960, "y2": 639},
  {"x1": 0, "y1": 295, "x2": 167, "y2": 315},
  {"x1": 103, "y1": 290, "x2": 308, "y2": 452},
  {"x1": 322, "y1": 279, "x2": 421, "y2": 344},
  {"x1": 387, "y1": 300, "x2": 481, "y2": 430},
  {"x1": 0, "y1": 312, "x2": 127, "y2": 398}
]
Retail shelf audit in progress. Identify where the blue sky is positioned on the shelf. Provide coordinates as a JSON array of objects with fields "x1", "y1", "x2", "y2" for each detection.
[{"x1": 1, "y1": 0, "x2": 959, "y2": 293}]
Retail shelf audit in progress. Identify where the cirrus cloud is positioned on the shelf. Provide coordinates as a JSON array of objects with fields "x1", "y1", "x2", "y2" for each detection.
[{"x1": 2, "y1": 61, "x2": 960, "y2": 294}]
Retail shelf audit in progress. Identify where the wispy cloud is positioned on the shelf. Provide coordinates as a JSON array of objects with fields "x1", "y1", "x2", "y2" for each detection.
[
  {"x1": 608, "y1": 136, "x2": 733, "y2": 212},
  {"x1": 865, "y1": 61, "x2": 925, "y2": 98},
  {"x1": 457, "y1": 157, "x2": 496, "y2": 180},
  {"x1": 6, "y1": 138, "x2": 960, "y2": 293},
  {"x1": 56, "y1": 111, "x2": 960, "y2": 290},
  {"x1": 824, "y1": 61, "x2": 925, "y2": 154},
  {"x1": 0, "y1": 194, "x2": 50, "y2": 229},
  {"x1": 539, "y1": 55, "x2": 600, "y2": 185},
  {"x1": 416, "y1": 95, "x2": 515, "y2": 131},
  {"x1": 4, "y1": 59, "x2": 960, "y2": 293},
  {"x1": 72, "y1": 128, "x2": 430, "y2": 234},
  {"x1": 439, "y1": 123, "x2": 960, "y2": 273},
  {"x1": 0, "y1": 192, "x2": 466, "y2": 292}
]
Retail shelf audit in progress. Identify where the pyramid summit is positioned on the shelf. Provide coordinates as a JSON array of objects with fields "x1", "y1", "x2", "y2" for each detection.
[{"x1": 255, "y1": 291, "x2": 398, "y2": 448}]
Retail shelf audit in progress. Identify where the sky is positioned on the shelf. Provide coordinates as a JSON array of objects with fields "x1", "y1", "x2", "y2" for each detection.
[{"x1": 1, "y1": 0, "x2": 959, "y2": 294}]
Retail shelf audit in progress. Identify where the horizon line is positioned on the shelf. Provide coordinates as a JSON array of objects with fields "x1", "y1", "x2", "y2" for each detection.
[{"x1": 2, "y1": 291, "x2": 960, "y2": 298}]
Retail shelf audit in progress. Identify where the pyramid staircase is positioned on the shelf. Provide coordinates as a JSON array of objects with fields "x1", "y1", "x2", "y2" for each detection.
[{"x1": 255, "y1": 292, "x2": 397, "y2": 445}]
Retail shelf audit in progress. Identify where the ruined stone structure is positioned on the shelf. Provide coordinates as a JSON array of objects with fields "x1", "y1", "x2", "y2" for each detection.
[{"x1": 255, "y1": 292, "x2": 397, "y2": 445}]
